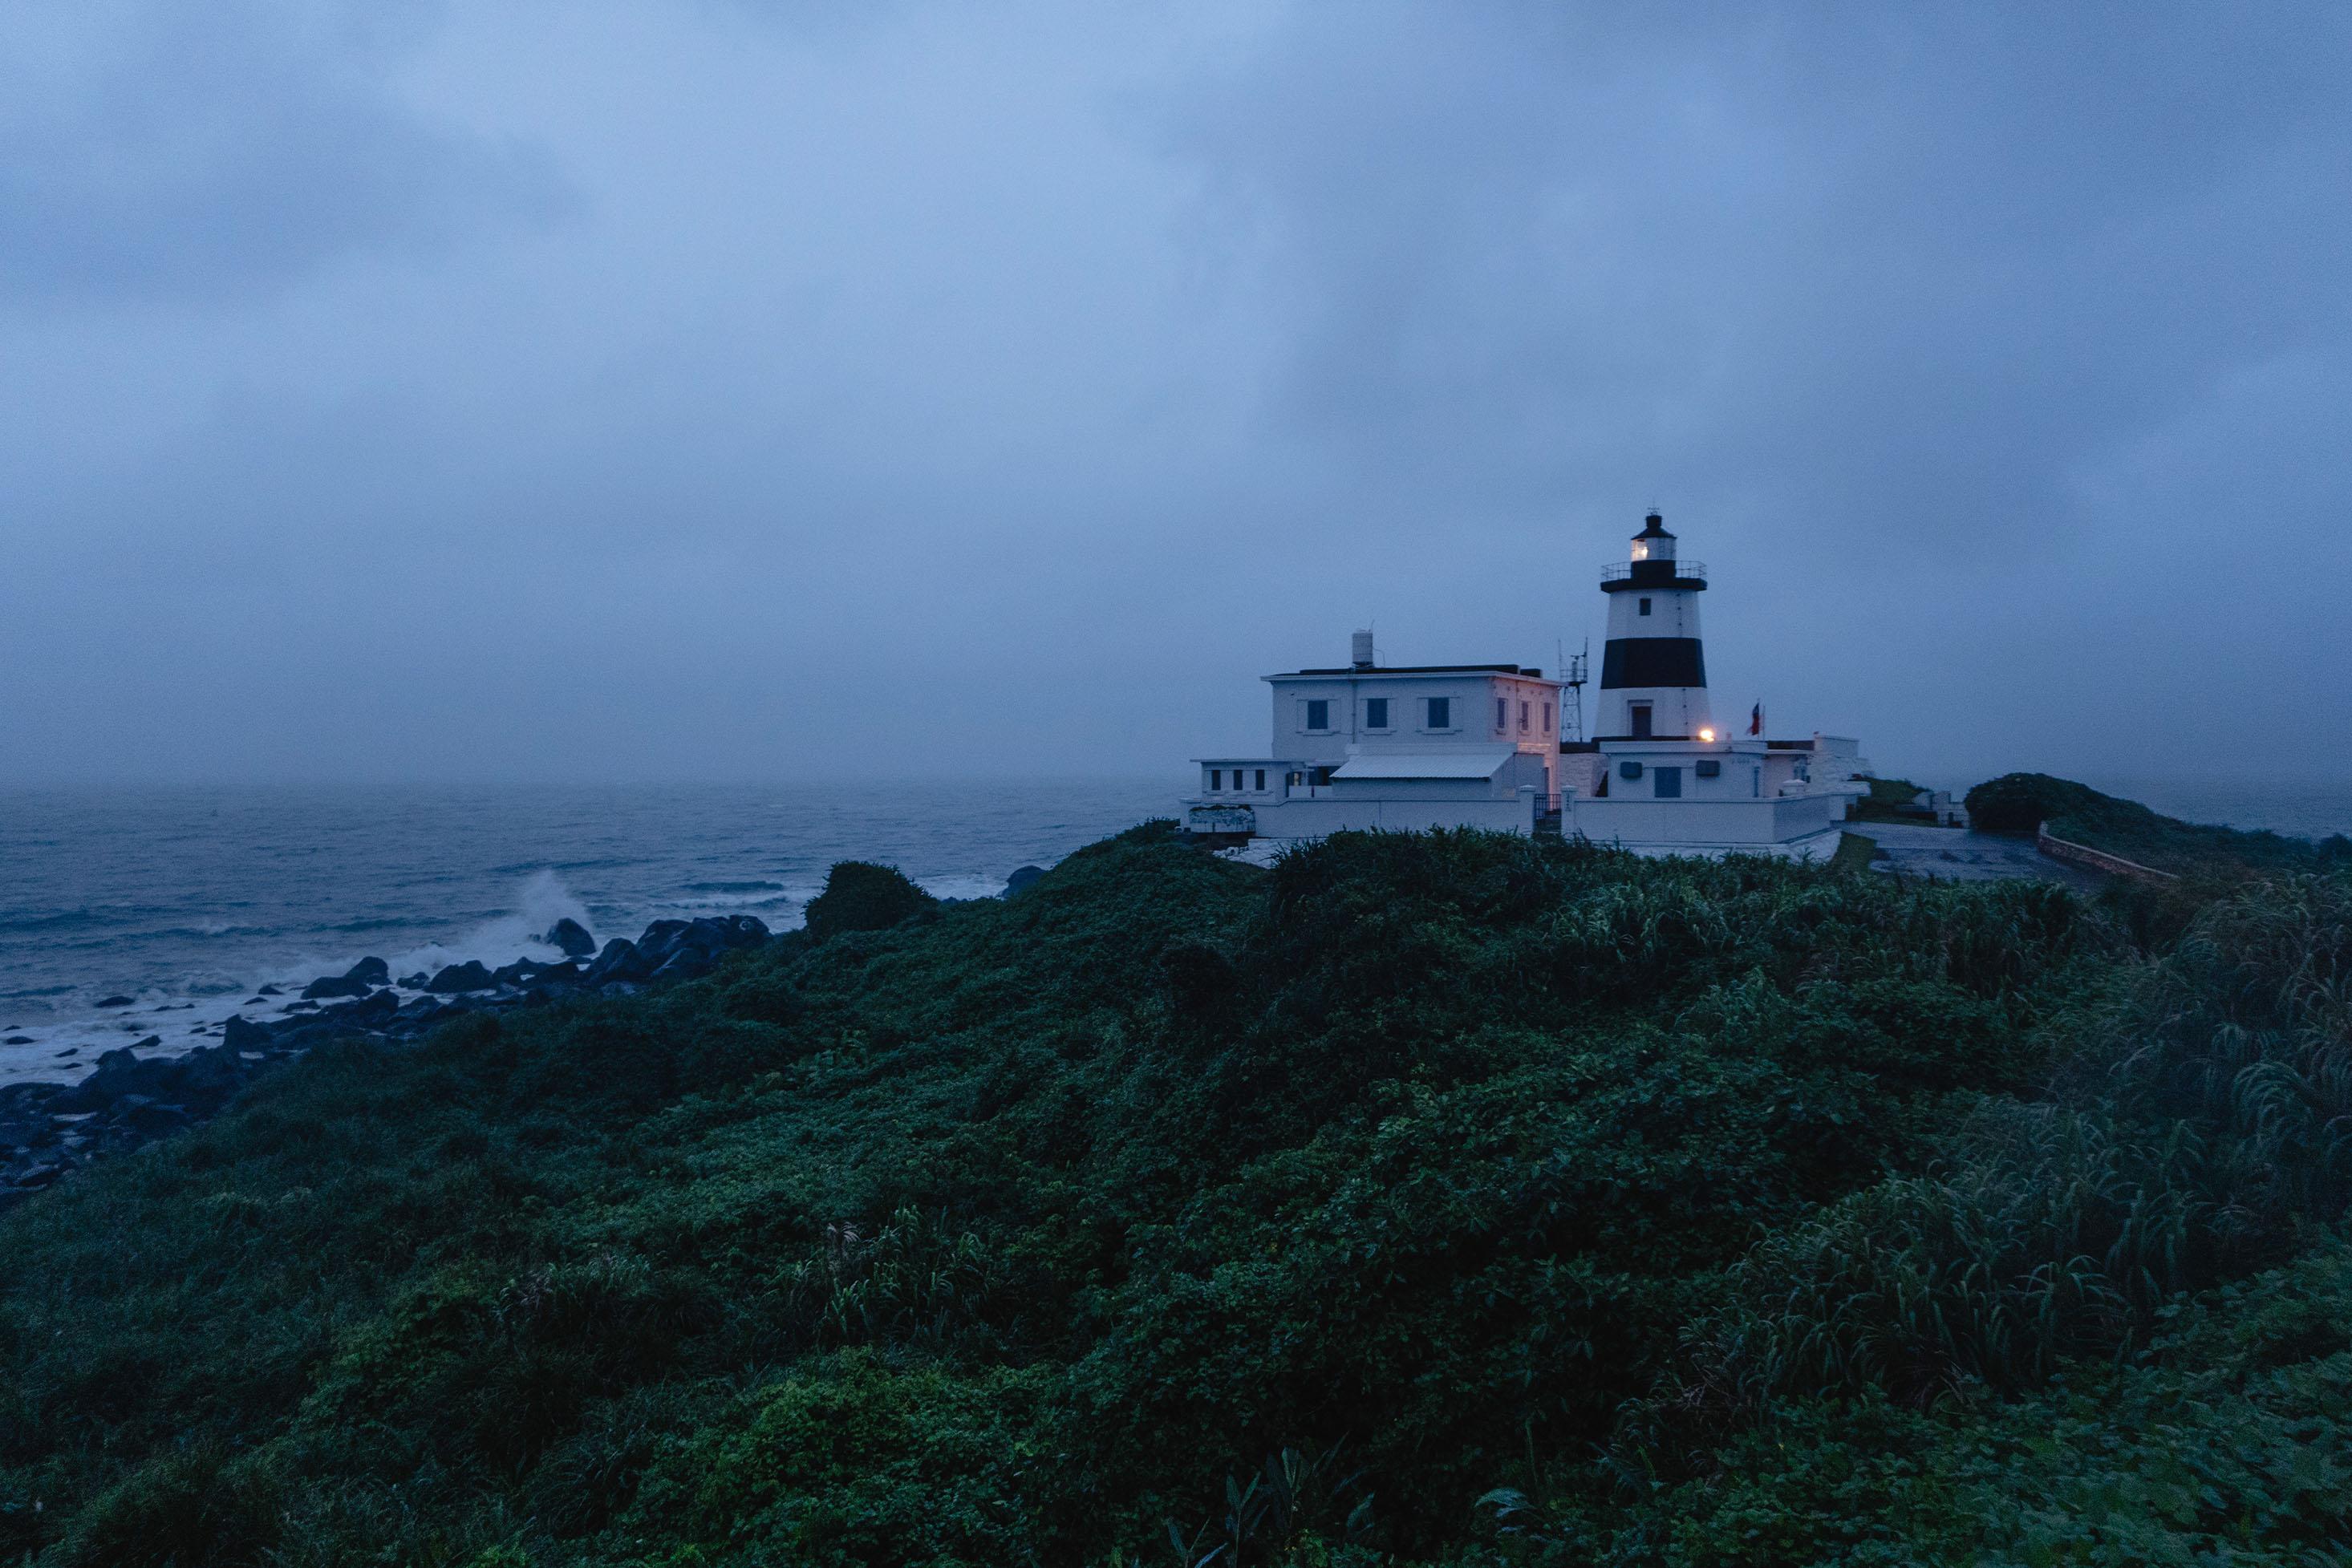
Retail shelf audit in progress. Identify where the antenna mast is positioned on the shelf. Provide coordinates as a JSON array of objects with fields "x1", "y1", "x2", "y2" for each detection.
[{"x1": 1563, "y1": 638, "x2": 1589, "y2": 743}]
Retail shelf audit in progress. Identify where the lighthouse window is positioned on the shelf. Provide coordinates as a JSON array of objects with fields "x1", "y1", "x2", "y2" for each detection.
[
  {"x1": 1696, "y1": 759, "x2": 1721, "y2": 779},
  {"x1": 1629, "y1": 703, "x2": 1654, "y2": 739},
  {"x1": 1619, "y1": 760, "x2": 1644, "y2": 780},
  {"x1": 1639, "y1": 598, "x2": 1652, "y2": 616},
  {"x1": 1425, "y1": 696, "x2": 1451, "y2": 729},
  {"x1": 1210, "y1": 770, "x2": 1223, "y2": 791},
  {"x1": 1654, "y1": 766, "x2": 1682, "y2": 799},
  {"x1": 1304, "y1": 699, "x2": 1329, "y2": 731},
  {"x1": 1255, "y1": 769, "x2": 1266, "y2": 792},
  {"x1": 1364, "y1": 697, "x2": 1389, "y2": 729}
]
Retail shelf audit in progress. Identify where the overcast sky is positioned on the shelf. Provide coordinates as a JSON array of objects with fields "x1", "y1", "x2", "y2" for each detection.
[{"x1": 4, "y1": 1, "x2": 2346, "y2": 787}]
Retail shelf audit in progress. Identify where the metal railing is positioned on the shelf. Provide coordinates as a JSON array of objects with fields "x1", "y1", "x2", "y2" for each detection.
[{"x1": 1600, "y1": 560, "x2": 1706, "y2": 581}]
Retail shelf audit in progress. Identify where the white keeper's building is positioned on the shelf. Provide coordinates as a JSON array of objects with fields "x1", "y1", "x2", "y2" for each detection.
[{"x1": 1183, "y1": 511, "x2": 1870, "y2": 857}]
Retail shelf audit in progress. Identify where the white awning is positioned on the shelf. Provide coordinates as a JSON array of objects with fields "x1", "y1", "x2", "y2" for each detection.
[{"x1": 1329, "y1": 748, "x2": 1518, "y2": 781}]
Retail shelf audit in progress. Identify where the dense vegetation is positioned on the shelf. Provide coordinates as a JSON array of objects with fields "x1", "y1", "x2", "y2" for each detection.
[{"x1": 2, "y1": 807, "x2": 2348, "y2": 1564}]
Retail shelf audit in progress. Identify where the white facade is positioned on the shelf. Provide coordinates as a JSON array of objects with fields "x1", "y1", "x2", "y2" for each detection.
[
  {"x1": 1186, "y1": 648, "x2": 1564, "y2": 841},
  {"x1": 1182, "y1": 513, "x2": 1871, "y2": 855}
]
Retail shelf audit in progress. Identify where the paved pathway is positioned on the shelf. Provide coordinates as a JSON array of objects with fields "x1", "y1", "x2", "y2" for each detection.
[{"x1": 1854, "y1": 822, "x2": 2106, "y2": 891}]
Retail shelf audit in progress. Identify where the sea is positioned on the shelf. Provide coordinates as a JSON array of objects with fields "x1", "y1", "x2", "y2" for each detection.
[
  {"x1": 0, "y1": 779, "x2": 1182, "y2": 1088},
  {"x1": 0, "y1": 776, "x2": 2345, "y2": 1090}
]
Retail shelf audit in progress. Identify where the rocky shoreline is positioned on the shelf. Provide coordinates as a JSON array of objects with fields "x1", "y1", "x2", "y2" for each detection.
[{"x1": 0, "y1": 910, "x2": 777, "y2": 1208}]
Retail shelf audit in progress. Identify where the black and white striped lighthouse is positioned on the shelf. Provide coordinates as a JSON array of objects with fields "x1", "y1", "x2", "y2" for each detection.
[{"x1": 1598, "y1": 511, "x2": 1713, "y2": 741}]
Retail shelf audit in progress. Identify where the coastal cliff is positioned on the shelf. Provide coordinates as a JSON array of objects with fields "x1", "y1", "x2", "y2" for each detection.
[{"x1": 0, "y1": 804, "x2": 2346, "y2": 1564}]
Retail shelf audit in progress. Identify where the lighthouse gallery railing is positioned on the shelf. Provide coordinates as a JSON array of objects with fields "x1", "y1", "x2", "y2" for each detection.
[{"x1": 1600, "y1": 560, "x2": 1706, "y2": 581}]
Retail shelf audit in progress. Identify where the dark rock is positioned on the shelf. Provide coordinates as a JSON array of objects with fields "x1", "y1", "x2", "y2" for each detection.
[
  {"x1": 398, "y1": 973, "x2": 429, "y2": 989},
  {"x1": 95, "y1": 995, "x2": 134, "y2": 1009},
  {"x1": 130, "y1": 1035, "x2": 160, "y2": 1050},
  {"x1": 651, "y1": 948, "x2": 714, "y2": 981},
  {"x1": 270, "y1": 1023, "x2": 338, "y2": 1052},
  {"x1": 256, "y1": 984, "x2": 282, "y2": 996},
  {"x1": 282, "y1": 1000, "x2": 318, "y2": 1012},
  {"x1": 495, "y1": 958, "x2": 581, "y2": 989},
  {"x1": 343, "y1": 956, "x2": 391, "y2": 987},
  {"x1": 636, "y1": 914, "x2": 769, "y2": 969},
  {"x1": 323, "y1": 990, "x2": 400, "y2": 1026},
  {"x1": 1003, "y1": 865, "x2": 1048, "y2": 897},
  {"x1": 245, "y1": 996, "x2": 270, "y2": 1005},
  {"x1": 302, "y1": 974, "x2": 371, "y2": 1000},
  {"x1": 389, "y1": 997, "x2": 455, "y2": 1034},
  {"x1": 12, "y1": 1163, "x2": 63, "y2": 1190},
  {"x1": 426, "y1": 960, "x2": 497, "y2": 994},
  {"x1": 119, "y1": 1101, "x2": 193, "y2": 1138},
  {"x1": 584, "y1": 938, "x2": 652, "y2": 986},
  {"x1": 50, "y1": 1048, "x2": 177, "y2": 1114},
  {"x1": 635, "y1": 920, "x2": 694, "y2": 966},
  {"x1": 2, "y1": 1035, "x2": 29, "y2": 1045},
  {"x1": 543, "y1": 918, "x2": 596, "y2": 958},
  {"x1": 222, "y1": 1016, "x2": 272, "y2": 1051}
]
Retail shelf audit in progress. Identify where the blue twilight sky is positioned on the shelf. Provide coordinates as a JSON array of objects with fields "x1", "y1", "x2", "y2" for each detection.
[{"x1": 2, "y1": 1, "x2": 2346, "y2": 786}]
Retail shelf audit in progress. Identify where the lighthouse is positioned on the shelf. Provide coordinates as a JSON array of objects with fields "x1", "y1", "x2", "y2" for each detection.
[
  {"x1": 1599, "y1": 512, "x2": 1713, "y2": 741},
  {"x1": 1563, "y1": 508, "x2": 1871, "y2": 855}
]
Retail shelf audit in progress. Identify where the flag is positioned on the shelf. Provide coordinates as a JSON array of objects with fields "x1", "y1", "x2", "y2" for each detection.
[{"x1": 1749, "y1": 703, "x2": 1763, "y2": 736}]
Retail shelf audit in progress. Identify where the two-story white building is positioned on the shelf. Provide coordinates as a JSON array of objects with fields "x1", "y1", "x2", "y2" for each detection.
[
  {"x1": 1184, "y1": 513, "x2": 1870, "y2": 854},
  {"x1": 1186, "y1": 632, "x2": 1565, "y2": 840}
]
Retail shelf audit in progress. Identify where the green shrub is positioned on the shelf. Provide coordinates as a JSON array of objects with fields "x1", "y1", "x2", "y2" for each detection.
[{"x1": 801, "y1": 860, "x2": 938, "y2": 941}]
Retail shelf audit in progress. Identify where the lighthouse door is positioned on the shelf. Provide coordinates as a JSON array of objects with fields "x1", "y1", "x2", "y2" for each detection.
[{"x1": 1629, "y1": 703, "x2": 1653, "y2": 739}]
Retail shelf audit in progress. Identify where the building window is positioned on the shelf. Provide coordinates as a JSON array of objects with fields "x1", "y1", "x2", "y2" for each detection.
[
  {"x1": 1426, "y1": 696, "x2": 1450, "y2": 729},
  {"x1": 1304, "y1": 699, "x2": 1329, "y2": 731},
  {"x1": 1310, "y1": 765, "x2": 1334, "y2": 786},
  {"x1": 1288, "y1": 771, "x2": 1304, "y2": 788},
  {"x1": 1752, "y1": 768, "x2": 1761, "y2": 798},
  {"x1": 1543, "y1": 703, "x2": 1553, "y2": 734},
  {"x1": 1630, "y1": 703, "x2": 1653, "y2": 739},
  {"x1": 1365, "y1": 697, "x2": 1389, "y2": 729},
  {"x1": 1696, "y1": 759, "x2": 1721, "y2": 779},
  {"x1": 1654, "y1": 765, "x2": 1682, "y2": 799},
  {"x1": 1496, "y1": 698, "x2": 1508, "y2": 731},
  {"x1": 1518, "y1": 700, "x2": 1530, "y2": 733},
  {"x1": 1254, "y1": 769, "x2": 1266, "y2": 791},
  {"x1": 1620, "y1": 760, "x2": 1644, "y2": 780},
  {"x1": 1639, "y1": 597, "x2": 1652, "y2": 616},
  {"x1": 1210, "y1": 769, "x2": 1223, "y2": 791}
]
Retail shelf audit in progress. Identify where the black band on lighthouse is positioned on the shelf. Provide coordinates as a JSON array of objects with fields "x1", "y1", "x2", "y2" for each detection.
[{"x1": 1600, "y1": 637, "x2": 1707, "y2": 689}]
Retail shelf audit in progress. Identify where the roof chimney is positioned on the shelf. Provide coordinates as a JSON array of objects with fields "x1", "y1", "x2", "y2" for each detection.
[{"x1": 1351, "y1": 630, "x2": 1376, "y2": 670}]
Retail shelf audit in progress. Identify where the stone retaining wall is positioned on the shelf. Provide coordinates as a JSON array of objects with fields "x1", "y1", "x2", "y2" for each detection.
[{"x1": 2036, "y1": 825, "x2": 2179, "y2": 884}]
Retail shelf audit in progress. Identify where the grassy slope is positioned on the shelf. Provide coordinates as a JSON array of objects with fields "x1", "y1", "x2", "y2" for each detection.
[
  {"x1": 1965, "y1": 772, "x2": 2352, "y2": 878},
  {"x1": 0, "y1": 820, "x2": 2346, "y2": 1565}
]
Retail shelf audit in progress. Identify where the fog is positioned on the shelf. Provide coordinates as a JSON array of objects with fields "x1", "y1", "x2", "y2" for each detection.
[{"x1": 4, "y1": 1, "x2": 2346, "y2": 787}]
